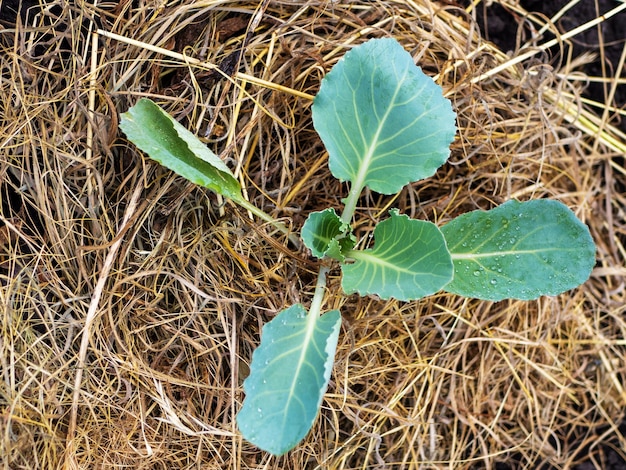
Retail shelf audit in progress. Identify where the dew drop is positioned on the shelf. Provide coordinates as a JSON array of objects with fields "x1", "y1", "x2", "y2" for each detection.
[
  {"x1": 490, "y1": 279, "x2": 497, "y2": 285},
  {"x1": 473, "y1": 270, "x2": 481, "y2": 276}
]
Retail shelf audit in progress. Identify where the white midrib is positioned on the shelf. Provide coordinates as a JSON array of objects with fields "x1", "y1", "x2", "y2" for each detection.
[
  {"x1": 354, "y1": 91, "x2": 399, "y2": 194},
  {"x1": 282, "y1": 266, "x2": 331, "y2": 428},
  {"x1": 342, "y1": 79, "x2": 403, "y2": 224},
  {"x1": 279, "y1": 309, "x2": 317, "y2": 432},
  {"x1": 349, "y1": 249, "x2": 414, "y2": 274},
  {"x1": 451, "y1": 248, "x2": 553, "y2": 260}
]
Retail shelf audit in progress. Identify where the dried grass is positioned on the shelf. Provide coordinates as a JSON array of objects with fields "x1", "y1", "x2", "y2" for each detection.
[{"x1": 1, "y1": 0, "x2": 625, "y2": 469}]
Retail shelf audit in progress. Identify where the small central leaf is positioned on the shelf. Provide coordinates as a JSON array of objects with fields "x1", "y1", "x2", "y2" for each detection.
[
  {"x1": 312, "y1": 38, "x2": 457, "y2": 195},
  {"x1": 342, "y1": 209, "x2": 453, "y2": 301},
  {"x1": 301, "y1": 209, "x2": 355, "y2": 260}
]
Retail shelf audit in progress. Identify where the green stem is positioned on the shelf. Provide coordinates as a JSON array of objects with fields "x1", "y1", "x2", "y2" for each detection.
[
  {"x1": 340, "y1": 182, "x2": 363, "y2": 225},
  {"x1": 235, "y1": 197, "x2": 301, "y2": 248},
  {"x1": 308, "y1": 264, "x2": 331, "y2": 318}
]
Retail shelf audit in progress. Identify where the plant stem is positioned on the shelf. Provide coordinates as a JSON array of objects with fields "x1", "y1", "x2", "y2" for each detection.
[
  {"x1": 235, "y1": 197, "x2": 301, "y2": 248},
  {"x1": 308, "y1": 264, "x2": 331, "y2": 318},
  {"x1": 340, "y1": 182, "x2": 363, "y2": 225}
]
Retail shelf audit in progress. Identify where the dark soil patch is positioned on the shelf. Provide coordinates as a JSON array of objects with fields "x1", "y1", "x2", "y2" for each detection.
[{"x1": 461, "y1": 0, "x2": 626, "y2": 132}]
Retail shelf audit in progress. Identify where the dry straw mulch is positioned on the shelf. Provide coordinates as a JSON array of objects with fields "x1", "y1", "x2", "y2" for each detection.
[{"x1": 1, "y1": 1, "x2": 625, "y2": 468}]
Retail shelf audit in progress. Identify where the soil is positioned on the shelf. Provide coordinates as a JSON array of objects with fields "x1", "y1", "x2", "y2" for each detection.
[{"x1": 461, "y1": 0, "x2": 626, "y2": 132}]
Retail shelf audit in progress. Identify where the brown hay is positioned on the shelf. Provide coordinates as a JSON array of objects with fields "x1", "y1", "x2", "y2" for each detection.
[{"x1": 1, "y1": 0, "x2": 625, "y2": 468}]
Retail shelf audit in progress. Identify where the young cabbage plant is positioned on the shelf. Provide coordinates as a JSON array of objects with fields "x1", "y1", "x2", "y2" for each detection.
[{"x1": 119, "y1": 38, "x2": 596, "y2": 457}]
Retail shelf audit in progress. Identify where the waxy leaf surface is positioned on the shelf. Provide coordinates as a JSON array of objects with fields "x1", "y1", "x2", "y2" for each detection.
[
  {"x1": 441, "y1": 199, "x2": 596, "y2": 301},
  {"x1": 301, "y1": 209, "x2": 355, "y2": 261},
  {"x1": 237, "y1": 305, "x2": 341, "y2": 456},
  {"x1": 120, "y1": 98, "x2": 242, "y2": 201},
  {"x1": 312, "y1": 38, "x2": 456, "y2": 195},
  {"x1": 342, "y1": 210, "x2": 453, "y2": 301}
]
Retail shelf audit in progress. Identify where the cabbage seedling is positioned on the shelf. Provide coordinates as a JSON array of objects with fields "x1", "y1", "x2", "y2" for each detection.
[{"x1": 119, "y1": 38, "x2": 596, "y2": 457}]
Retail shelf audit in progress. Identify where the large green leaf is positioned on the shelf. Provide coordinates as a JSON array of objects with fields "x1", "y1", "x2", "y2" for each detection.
[
  {"x1": 301, "y1": 209, "x2": 355, "y2": 261},
  {"x1": 441, "y1": 199, "x2": 596, "y2": 301},
  {"x1": 119, "y1": 98, "x2": 242, "y2": 201},
  {"x1": 342, "y1": 210, "x2": 453, "y2": 301},
  {"x1": 312, "y1": 38, "x2": 456, "y2": 195},
  {"x1": 237, "y1": 305, "x2": 341, "y2": 456}
]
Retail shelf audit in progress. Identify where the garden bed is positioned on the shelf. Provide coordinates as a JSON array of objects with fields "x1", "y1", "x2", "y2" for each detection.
[{"x1": 1, "y1": 1, "x2": 624, "y2": 468}]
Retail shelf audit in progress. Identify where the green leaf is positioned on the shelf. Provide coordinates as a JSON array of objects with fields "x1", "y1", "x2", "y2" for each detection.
[
  {"x1": 119, "y1": 98, "x2": 242, "y2": 201},
  {"x1": 237, "y1": 305, "x2": 341, "y2": 456},
  {"x1": 312, "y1": 38, "x2": 456, "y2": 196},
  {"x1": 441, "y1": 200, "x2": 596, "y2": 301},
  {"x1": 341, "y1": 209, "x2": 453, "y2": 301},
  {"x1": 301, "y1": 209, "x2": 355, "y2": 261}
]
